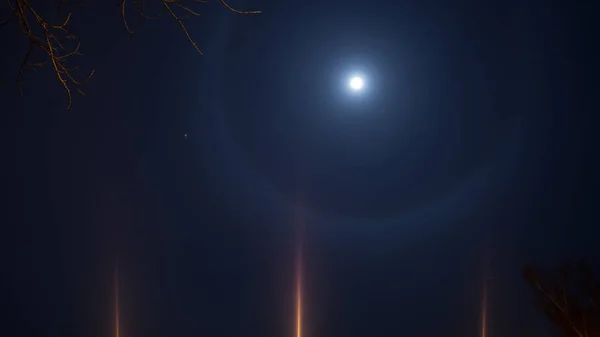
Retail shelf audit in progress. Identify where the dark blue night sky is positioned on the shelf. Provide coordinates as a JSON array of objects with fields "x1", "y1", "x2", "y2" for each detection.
[{"x1": 1, "y1": 1, "x2": 599, "y2": 337}]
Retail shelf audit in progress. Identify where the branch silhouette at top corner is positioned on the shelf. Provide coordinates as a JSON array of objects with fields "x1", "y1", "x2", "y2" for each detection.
[{"x1": 3, "y1": 0, "x2": 261, "y2": 110}]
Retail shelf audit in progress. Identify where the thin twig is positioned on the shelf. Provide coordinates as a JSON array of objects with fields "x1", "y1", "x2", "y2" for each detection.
[
  {"x1": 220, "y1": 0, "x2": 261, "y2": 14},
  {"x1": 13, "y1": 0, "x2": 94, "y2": 109},
  {"x1": 6, "y1": 0, "x2": 261, "y2": 109},
  {"x1": 161, "y1": 0, "x2": 203, "y2": 54}
]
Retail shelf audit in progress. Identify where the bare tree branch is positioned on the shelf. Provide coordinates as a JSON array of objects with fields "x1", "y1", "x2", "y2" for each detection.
[
  {"x1": 3, "y1": 0, "x2": 261, "y2": 109},
  {"x1": 120, "y1": 0, "x2": 261, "y2": 54},
  {"x1": 524, "y1": 263, "x2": 600, "y2": 337},
  {"x1": 0, "y1": 13, "x2": 15, "y2": 27},
  {"x1": 161, "y1": 0, "x2": 203, "y2": 54},
  {"x1": 219, "y1": 0, "x2": 261, "y2": 14},
  {"x1": 11, "y1": 0, "x2": 95, "y2": 109}
]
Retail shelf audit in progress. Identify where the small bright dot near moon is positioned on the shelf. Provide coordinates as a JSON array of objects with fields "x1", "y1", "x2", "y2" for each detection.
[{"x1": 349, "y1": 76, "x2": 364, "y2": 91}]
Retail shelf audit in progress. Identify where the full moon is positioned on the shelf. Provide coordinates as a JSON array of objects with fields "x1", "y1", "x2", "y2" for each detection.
[{"x1": 349, "y1": 76, "x2": 364, "y2": 91}]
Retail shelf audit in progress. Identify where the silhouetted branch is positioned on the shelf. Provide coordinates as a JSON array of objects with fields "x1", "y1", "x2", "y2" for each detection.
[
  {"x1": 1, "y1": 14, "x2": 15, "y2": 27},
  {"x1": 3, "y1": 0, "x2": 261, "y2": 109},
  {"x1": 524, "y1": 262, "x2": 600, "y2": 337},
  {"x1": 11, "y1": 0, "x2": 94, "y2": 109},
  {"x1": 219, "y1": 0, "x2": 261, "y2": 14},
  {"x1": 119, "y1": 0, "x2": 261, "y2": 54}
]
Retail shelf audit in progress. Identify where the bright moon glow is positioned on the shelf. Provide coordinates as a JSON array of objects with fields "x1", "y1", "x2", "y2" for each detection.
[{"x1": 349, "y1": 76, "x2": 364, "y2": 91}]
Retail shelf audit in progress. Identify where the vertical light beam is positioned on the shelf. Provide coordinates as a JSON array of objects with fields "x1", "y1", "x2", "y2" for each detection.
[
  {"x1": 480, "y1": 279, "x2": 487, "y2": 337},
  {"x1": 480, "y1": 254, "x2": 490, "y2": 337},
  {"x1": 115, "y1": 262, "x2": 120, "y2": 337},
  {"x1": 296, "y1": 240, "x2": 302, "y2": 337},
  {"x1": 293, "y1": 183, "x2": 306, "y2": 337}
]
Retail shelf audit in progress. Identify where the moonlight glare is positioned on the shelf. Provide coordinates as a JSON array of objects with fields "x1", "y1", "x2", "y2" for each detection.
[{"x1": 349, "y1": 76, "x2": 364, "y2": 91}]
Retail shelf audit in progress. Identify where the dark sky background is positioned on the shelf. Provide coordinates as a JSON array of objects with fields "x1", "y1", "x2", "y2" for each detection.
[{"x1": 1, "y1": 1, "x2": 599, "y2": 337}]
